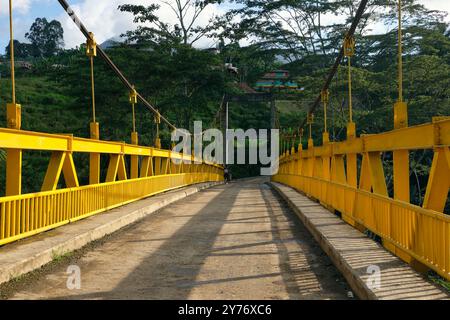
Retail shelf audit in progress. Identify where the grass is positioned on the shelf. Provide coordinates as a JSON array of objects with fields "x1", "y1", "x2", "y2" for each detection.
[
  {"x1": 428, "y1": 272, "x2": 450, "y2": 292},
  {"x1": 51, "y1": 250, "x2": 73, "y2": 263}
]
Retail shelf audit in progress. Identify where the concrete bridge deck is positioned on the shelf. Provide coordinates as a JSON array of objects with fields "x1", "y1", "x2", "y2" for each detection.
[
  {"x1": 1, "y1": 178, "x2": 448, "y2": 300},
  {"x1": 2, "y1": 178, "x2": 352, "y2": 300}
]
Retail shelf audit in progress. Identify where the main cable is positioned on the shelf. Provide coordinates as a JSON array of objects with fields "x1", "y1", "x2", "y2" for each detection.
[
  {"x1": 299, "y1": 0, "x2": 369, "y2": 131},
  {"x1": 57, "y1": 0, "x2": 177, "y2": 131}
]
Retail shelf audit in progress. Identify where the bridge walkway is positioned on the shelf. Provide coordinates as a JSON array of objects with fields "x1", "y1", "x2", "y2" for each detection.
[{"x1": 5, "y1": 178, "x2": 352, "y2": 300}]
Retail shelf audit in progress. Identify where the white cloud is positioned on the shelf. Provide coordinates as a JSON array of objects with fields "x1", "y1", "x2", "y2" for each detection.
[
  {"x1": 0, "y1": 0, "x2": 33, "y2": 15},
  {"x1": 59, "y1": 0, "x2": 225, "y2": 49},
  {"x1": 419, "y1": 0, "x2": 450, "y2": 15}
]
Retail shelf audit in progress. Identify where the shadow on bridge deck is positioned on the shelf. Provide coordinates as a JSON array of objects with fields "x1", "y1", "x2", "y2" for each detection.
[
  {"x1": 8, "y1": 177, "x2": 352, "y2": 300},
  {"x1": 271, "y1": 182, "x2": 450, "y2": 300}
]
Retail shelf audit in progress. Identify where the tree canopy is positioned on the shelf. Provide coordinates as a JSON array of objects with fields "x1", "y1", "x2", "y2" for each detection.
[
  {"x1": 118, "y1": 0, "x2": 222, "y2": 46},
  {"x1": 25, "y1": 17, "x2": 64, "y2": 58}
]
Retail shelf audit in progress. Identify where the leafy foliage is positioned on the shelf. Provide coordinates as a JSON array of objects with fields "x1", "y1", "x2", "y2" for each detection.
[
  {"x1": 25, "y1": 18, "x2": 64, "y2": 58},
  {"x1": 118, "y1": 1, "x2": 223, "y2": 46}
]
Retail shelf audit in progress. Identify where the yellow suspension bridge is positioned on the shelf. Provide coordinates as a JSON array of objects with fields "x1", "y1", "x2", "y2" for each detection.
[{"x1": 0, "y1": 0, "x2": 448, "y2": 300}]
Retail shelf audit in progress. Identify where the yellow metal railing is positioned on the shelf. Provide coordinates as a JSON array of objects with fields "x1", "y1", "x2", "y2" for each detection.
[
  {"x1": 0, "y1": 2, "x2": 223, "y2": 247},
  {"x1": 0, "y1": 128, "x2": 223, "y2": 246},
  {"x1": 273, "y1": 118, "x2": 450, "y2": 281}
]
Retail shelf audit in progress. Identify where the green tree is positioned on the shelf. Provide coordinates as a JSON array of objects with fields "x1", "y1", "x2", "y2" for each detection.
[
  {"x1": 5, "y1": 40, "x2": 33, "y2": 59},
  {"x1": 217, "y1": 0, "x2": 446, "y2": 63},
  {"x1": 25, "y1": 18, "x2": 64, "y2": 58},
  {"x1": 118, "y1": 0, "x2": 222, "y2": 46}
]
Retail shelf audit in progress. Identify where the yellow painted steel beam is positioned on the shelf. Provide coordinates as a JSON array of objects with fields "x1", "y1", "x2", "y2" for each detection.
[
  {"x1": 106, "y1": 154, "x2": 120, "y2": 182},
  {"x1": 130, "y1": 132, "x2": 139, "y2": 179},
  {"x1": 423, "y1": 148, "x2": 450, "y2": 212},
  {"x1": 5, "y1": 104, "x2": 22, "y2": 196},
  {"x1": 117, "y1": 155, "x2": 127, "y2": 181},
  {"x1": 140, "y1": 156, "x2": 151, "y2": 178},
  {"x1": 6, "y1": 149, "x2": 22, "y2": 196},
  {"x1": 0, "y1": 128, "x2": 69, "y2": 151},
  {"x1": 0, "y1": 128, "x2": 223, "y2": 169},
  {"x1": 89, "y1": 122, "x2": 101, "y2": 185},
  {"x1": 331, "y1": 155, "x2": 346, "y2": 184},
  {"x1": 364, "y1": 124, "x2": 432, "y2": 151},
  {"x1": 41, "y1": 152, "x2": 66, "y2": 192},
  {"x1": 393, "y1": 149, "x2": 410, "y2": 201},
  {"x1": 62, "y1": 153, "x2": 79, "y2": 188},
  {"x1": 359, "y1": 152, "x2": 388, "y2": 196},
  {"x1": 154, "y1": 157, "x2": 161, "y2": 176}
]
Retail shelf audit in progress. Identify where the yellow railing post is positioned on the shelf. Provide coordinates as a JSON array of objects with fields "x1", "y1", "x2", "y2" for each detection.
[
  {"x1": 423, "y1": 145, "x2": 450, "y2": 212},
  {"x1": 6, "y1": 0, "x2": 22, "y2": 196}
]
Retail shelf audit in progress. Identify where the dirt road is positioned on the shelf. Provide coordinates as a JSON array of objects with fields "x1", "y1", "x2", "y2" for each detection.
[{"x1": 7, "y1": 178, "x2": 353, "y2": 300}]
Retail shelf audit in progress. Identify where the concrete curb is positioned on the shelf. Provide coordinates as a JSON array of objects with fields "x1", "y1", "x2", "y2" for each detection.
[
  {"x1": 0, "y1": 182, "x2": 222, "y2": 286},
  {"x1": 269, "y1": 182, "x2": 449, "y2": 300}
]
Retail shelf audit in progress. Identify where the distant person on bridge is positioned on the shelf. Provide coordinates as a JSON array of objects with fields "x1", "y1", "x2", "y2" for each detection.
[{"x1": 224, "y1": 167, "x2": 232, "y2": 183}]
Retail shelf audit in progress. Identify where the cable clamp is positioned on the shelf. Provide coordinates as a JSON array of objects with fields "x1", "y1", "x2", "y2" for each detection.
[
  {"x1": 344, "y1": 35, "x2": 355, "y2": 57},
  {"x1": 321, "y1": 89, "x2": 330, "y2": 104},
  {"x1": 129, "y1": 87, "x2": 138, "y2": 104},
  {"x1": 154, "y1": 111, "x2": 161, "y2": 124},
  {"x1": 86, "y1": 32, "x2": 97, "y2": 57}
]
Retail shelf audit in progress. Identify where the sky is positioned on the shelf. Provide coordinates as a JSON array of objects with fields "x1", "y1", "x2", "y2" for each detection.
[{"x1": 0, "y1": 0, "x2": 449, "y2": 52}]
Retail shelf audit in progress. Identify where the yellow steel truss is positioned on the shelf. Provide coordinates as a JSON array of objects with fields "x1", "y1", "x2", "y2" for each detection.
[
  {"x1": 0, "y1": 128, "x2": 223, "y2": 246},
  {"x1": 273, "y1": 119, "x2": 450, "y2": 281}
]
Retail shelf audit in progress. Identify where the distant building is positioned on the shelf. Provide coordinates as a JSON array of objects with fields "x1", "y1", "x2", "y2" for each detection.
[
  {"x1": 0, "y1": 60, "x2": 33, "y2": 70},
  {"x1": 203, "y1": 47, "x2": 220, "y2": 55},
  {"x1": 254, "y1": 70, "x2": 301, "y2": 92},
  {"x1": 225, "y1": 63, "x2": 239, "y2": 75},
  {"x1": 16, "y1": 61, "x2": 33, "y2": 70},
  {"x1": 51, "y1": 64, "x2": 66, "y2": 69}
]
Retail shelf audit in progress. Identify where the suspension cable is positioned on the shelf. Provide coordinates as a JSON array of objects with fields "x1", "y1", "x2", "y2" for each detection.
[
  {"x1": 307, "y1": 113, "x2": 314, "y2": 140},
  {"x1": 344, "y1": 35, "x2": 355, "y2": 123},
  {"x1": 130, "y1": 87, "x2": 138, "y2": 132},
  {"x1": 299, "y1": 0, "x2": 369, "y2": 131},
  {"x1": 9, "y1": 0, "x2": 16, "y2": 104},
  {"x1": 57, "y1": 0, "x2": 177, "y2": 131},
  {"x1": 321, "y1": 89, "x2": 329, "y2": 133},
  {"x1": 86, "y1": 32, "x2": 97, "y2": 123},
  {"x1": 398, "y1": 0, "x2": 403, "y2": 103},
  {"x1": 90, "y1": 56, "x2": 96, "y2": 122}
]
